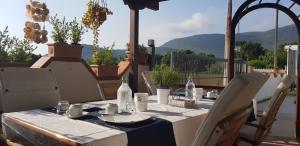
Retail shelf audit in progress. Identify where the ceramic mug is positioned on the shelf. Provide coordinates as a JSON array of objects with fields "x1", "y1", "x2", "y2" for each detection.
[
  {"x1": 193, "y1": 88, "x2": 204, "y2": 101},
  {"x1": 207, "y1": 92, "x2": 214, "y2": 98},
  {"x1": 67, "y1": 104, "x2": 82, "y2": 118},
  {"x1": 134, "y1": 93, "x2": 149, "y2": 112}
]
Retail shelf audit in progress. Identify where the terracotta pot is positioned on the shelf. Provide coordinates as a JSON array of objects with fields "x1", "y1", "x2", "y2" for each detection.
[
  {"x1": 48, "y1": 43, "x2": 82, "y2": 58},
  {"x1": 90, "y1": 64, "x2": 118, "y2": 80}
]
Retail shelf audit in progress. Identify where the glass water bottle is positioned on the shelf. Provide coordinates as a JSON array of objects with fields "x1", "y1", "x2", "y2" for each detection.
[
  {"x1": 185, "y1": 76, "x2": 195, "y2": 99},
  {"x1": 117, "y1": 77, "x2": 132, "y2": 113}
]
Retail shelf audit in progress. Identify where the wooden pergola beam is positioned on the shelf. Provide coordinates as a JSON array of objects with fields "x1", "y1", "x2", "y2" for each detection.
[{"x1": 123, "y1": 0, "x2": 168, "y2": 92}]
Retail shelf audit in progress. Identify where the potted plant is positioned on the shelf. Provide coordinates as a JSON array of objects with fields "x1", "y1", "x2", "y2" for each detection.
[
  {"x1": 89, "y1": 44, "x2": 118, "y2": 79},
  {"x1": 48, "y1": 15, "x2": 82, "y2": 58},
  {"x1": 151, "y1": 64, "x2": 180, "y2": 104},
  {"x1": 82, "y1": 0, "x2": 112, "y2": 51},
  {"x1": 70, "y1": 17, "x2": 85, "y2": 48}
]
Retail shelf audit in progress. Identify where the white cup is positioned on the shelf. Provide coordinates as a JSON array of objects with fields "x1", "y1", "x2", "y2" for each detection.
[
  {"x1": 67, "y1": 104, "x2": 82, "y2": 117},
  {"x1": 193, "y1": 88, "x2": 204, "y2": 101},
  {"x1": 207, "y1": 92, "x2": 213, "y2": 98},
  {"x1": 134, "y1": 93, "x2": 149, "y2": 112}
]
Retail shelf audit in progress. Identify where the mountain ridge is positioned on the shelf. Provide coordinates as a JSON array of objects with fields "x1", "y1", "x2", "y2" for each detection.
[
  {"x1": 157, "y1": 24, "x2": 298, "y2": 57},
  {"x1": 81, "y1": 24, "x2": 298, "y2": 59}
]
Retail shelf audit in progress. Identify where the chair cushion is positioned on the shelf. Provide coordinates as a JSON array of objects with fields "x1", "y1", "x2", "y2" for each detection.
[{"x1": 240, "y1": 124, "x2": 257, "y2": 142}]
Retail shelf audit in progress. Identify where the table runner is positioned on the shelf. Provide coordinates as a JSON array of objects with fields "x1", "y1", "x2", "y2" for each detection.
[{"x1": 42, "y1": 107, "x2": 177, "y2": 146}]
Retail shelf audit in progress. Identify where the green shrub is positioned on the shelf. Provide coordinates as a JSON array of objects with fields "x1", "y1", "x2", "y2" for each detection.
[
  {"x1": 90, "y1": 44, "x2": 115, "y2": 65},
  {"x1": 70, "y1": 18, "x2": 85, "y2": 44},
  {"x1": 0, "y1": 27, "x2": 36, "y2": 64},
  {"x1": 49, "y1": 14, "x2": 70, "y2": 43},
  {"x1": 9, "y1": 39, "x2": 35, "y2": 63},
  {"x1": 151, "y1": 64, "x2": 180, "y2": 88},
  {"x1": 248, "y1": 60, "x2": 267, "y2": 68}
]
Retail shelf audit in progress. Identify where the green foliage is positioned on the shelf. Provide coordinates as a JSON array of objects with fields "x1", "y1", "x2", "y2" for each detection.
[
  {"x1": 70, "y1": 17, "x2": 85, "y2": 44},
  {"x1": 206, "y1": 63, "x2": 223, "y2": 74},
  {"x1": 90, "y1": 43, "x2": 115, "y2": 65},
  {"x1": 248, "y1": 60, "x2": 267, "y2": 69},
  {"x1": 0, "y1": 27, "x2": 37, "y2": 64},
  {"x1": 178, "y1": 49, "x2": 194, "y2": 54},
  {"x1": 235, "y1": 41, "x2": 289, "y2": 69},
  {"x1": 0, "y1": 27, "x2": 13, "y2": 62},
  {"x1": 161, "y1": 53, "x2": 171, "y2": 65},
  {"x1": 256, "y1": 48, "x2": 287, "y2": 69},
  {"x1": 237, "y1": 41, "x2": 265, "y2": 60},
  {"x1": 9, "y1": 39, "x2": 36, "y2": 63},
  {"x1": 151, "y1": 64, "x2": 180, "y2": 88},
  {"x1": 49, "y1": 14, "x2": 70, "y2": 43}
]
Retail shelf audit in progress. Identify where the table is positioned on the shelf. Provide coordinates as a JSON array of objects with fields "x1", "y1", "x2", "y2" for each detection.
[{"x1": 2, "y1": 96, "x2": 214, "y2": 146}]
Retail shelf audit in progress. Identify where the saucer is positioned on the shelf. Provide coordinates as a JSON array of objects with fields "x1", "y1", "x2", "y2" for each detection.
[
  {"x1": 66, "y1": 112, "x2": 83, "y2": 119},
  {"x1": 98, "y1": 110, "x2": 118, "y2": 115},
  {"x1": 98, "y1": 113, "x2": 151, "y2": 124}
]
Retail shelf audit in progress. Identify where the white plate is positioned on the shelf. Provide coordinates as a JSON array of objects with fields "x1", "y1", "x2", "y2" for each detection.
[
  {"x1": 66, "y1": 112, "x2": 87, "y2": 119},
  {"x1": 98, "y1": 113, "x2": 151, "y2": 124}
]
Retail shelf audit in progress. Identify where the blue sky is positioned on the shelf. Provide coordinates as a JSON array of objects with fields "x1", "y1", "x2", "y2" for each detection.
[{"x1": 0, "y1": 0, "x2": 298, "y2": 55}]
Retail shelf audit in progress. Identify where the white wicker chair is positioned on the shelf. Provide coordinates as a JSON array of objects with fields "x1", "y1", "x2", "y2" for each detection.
[{"x1": 192, "y1": 72, "x2": 268, "y2": 146}]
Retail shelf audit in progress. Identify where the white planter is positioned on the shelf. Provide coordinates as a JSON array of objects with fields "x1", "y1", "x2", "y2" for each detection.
[{"x1": 157, "y1": 88, "x2": 170, "y2": 104}]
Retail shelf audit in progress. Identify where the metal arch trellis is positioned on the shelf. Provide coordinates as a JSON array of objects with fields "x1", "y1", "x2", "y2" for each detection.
[
  {"x1": 227, "y1": 0, "x2": 300, "y2": 137},
  {"x1": 228, "y1": 0, "x2": 300, "y2": 80}
]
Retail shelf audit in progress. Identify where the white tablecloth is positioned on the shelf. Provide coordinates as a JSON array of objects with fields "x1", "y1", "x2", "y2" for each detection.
[{"x1": 2, "y1": 96, "x2": 214, "y2": 146}]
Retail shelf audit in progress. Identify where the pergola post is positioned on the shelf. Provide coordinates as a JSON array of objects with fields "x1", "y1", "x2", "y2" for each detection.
[
  {"x1": 129, "y1": 8, "x2": 139, "y2": 93},
  {"x1": 225, "y1": 0, "x2": 233, "y2": 82},
  {"x1": 296, "y1": 45, "x2": 300, "y2": 137},
  {"x1": 124, "y1": 0, "x2": 168, "y2": 92}
]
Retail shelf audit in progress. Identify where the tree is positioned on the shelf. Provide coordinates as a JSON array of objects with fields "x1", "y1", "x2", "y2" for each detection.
[
  {"x1": 9, "y1": 39, "x2": 36, "y2": 63},
  {"x1": 248, "y1": 60, "x2": 267, "y2": 68},
  {"x1": 0, "y1": 27, "x2": 13, "y2": 62},
  {"x1": 249, "y1": 46, "x2": 288, "y2": 69},
  {"x1": 0, "y1": 27, "x2": 37, "y2": 64},
  {"x1": 237, "y1": 41, "x2": 265, "y2": 60}
]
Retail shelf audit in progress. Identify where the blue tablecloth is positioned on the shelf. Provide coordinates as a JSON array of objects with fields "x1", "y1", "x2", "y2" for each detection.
[{"x1": 42, "y1": 107, "x2": 177, "y2": 146}]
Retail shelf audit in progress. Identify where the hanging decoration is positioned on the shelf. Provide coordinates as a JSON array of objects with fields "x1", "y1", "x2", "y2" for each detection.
[
  {"x1": 82, "y1": 0, "x2": 113, "y2": 50},
  {"x1": 24, "y1": 0, "x2": 49, "y2": 44}
]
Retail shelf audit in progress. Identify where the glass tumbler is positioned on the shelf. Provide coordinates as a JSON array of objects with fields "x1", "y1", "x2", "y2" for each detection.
[{"x1": 57, "y1": 100, "x2": 70, "y2": 115}]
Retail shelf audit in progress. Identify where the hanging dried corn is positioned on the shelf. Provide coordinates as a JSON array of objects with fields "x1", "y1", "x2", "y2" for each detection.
[
  {"x1": 24, "y1": 0, "x2": 49, "y2": 44},
  {"x1": 82, "y1": 0, "x2": 112, "y2": 50}
]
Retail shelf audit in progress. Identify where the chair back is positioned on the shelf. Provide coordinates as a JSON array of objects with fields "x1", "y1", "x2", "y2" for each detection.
[
  {"x1": 46, "y1": 61, "x2": 105, "y2": 103},
  {"x1": 0, "y1": 68, "x2": 60, "y2": 113},
  {"x1": 255, "y1": 74, "x2": 281, "y2": 102},
  {"x1": 192, "y1": 72, "x2": 268, "y2": 146},
  {"x1": 255, "y1": 74, "x2": 294, "y2": 141},
  {"x1": 206, "y1": 104, "x2": 253, "y2": 146},
  {"x1": 141, "y1": 71, "x2": 157, "y2": 95}
]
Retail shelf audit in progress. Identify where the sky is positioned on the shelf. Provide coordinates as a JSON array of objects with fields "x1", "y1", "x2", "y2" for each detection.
[{"x1": 0, "y1": 0, "x2": 299, "y2": 55}]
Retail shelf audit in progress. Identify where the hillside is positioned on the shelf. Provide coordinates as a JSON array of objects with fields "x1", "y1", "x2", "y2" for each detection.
[
  {"x1": 157, "y1": 24, "x2": 298, "y2": 57},
  {"x1": 81, "y1": 24, "x2": 298, "y2": 60}
]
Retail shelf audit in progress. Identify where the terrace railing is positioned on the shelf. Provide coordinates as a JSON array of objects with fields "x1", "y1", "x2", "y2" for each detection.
[{"x1": 155, "y1": 52, "x2": 247, "y2": 87}]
